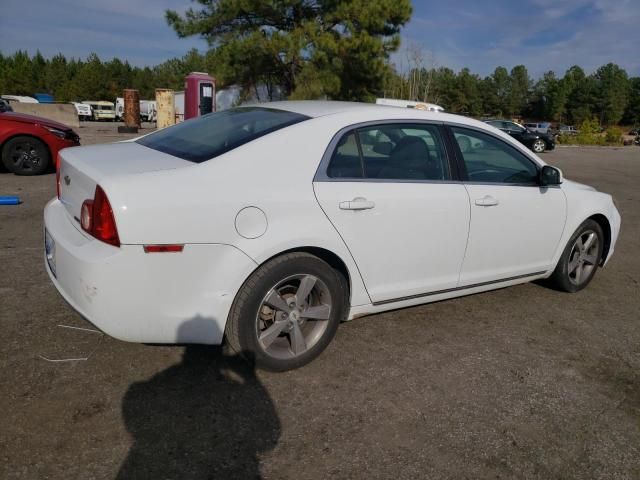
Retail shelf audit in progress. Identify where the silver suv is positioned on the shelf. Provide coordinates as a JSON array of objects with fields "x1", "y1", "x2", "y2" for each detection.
[
  {"x1": 524, "y1": 122, "x2": 552, "y2": 134},
  {"x1": 559, "y1": 125, "x2": 578, "y2": 135}
]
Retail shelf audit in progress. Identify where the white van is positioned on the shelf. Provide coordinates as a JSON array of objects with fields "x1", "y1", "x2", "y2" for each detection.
[
  {"x1": 1, "y1": 95, "x2": 39, "y2": 104},
  {"x1": 82, "y1": 101, "x2": 116, "y2": 121},
  {"x1": 72, "y1": 102, "x2": 92, "y2": 121}
]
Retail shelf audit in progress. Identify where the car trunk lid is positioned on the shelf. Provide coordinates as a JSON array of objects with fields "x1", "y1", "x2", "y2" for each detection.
[{"x1": 58, "y1": 141, "x2": 191, "y2": 221}]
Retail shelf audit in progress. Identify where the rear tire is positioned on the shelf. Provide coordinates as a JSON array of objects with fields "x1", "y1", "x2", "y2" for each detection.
[
  {"x1": 1, "y1": 136, "x2": 50, "y2": 175},
  {"x1": 548, "y1": 219, "x2": 604, "y2": 293},
  {"x1": 225, "y1": 252, "x2": 347, "y2": 371}
]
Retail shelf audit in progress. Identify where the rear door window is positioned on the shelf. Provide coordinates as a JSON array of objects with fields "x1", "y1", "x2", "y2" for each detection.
[{"x1": 326, "y1": 123, "x2": 450, "y2": 181}]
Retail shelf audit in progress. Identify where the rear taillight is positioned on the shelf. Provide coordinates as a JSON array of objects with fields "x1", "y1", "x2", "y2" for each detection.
[{"x1": 81, "y1": 185, "x2": 120, "y2": 247}]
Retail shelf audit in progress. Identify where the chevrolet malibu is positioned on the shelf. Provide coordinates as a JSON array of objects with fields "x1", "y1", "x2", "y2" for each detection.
[{"x1": 44, "y1": 102, "x2": 621, "y2": 371}]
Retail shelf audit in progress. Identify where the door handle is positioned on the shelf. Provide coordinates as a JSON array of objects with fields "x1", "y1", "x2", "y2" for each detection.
[
  {"x1": 475, "y1": 195, "x2": 499, "y2": 207},
  {"x1": 339, "y1": 197, "x2": 375, "y2": 210}
]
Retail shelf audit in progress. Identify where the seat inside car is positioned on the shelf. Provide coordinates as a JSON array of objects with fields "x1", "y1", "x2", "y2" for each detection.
[{"x1": 377, "y1": 136, "x2": 439, "y2": 180}]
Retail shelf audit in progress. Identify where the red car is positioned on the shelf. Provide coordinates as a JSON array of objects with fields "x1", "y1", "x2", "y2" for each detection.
[{"x1": 0, "y1": 112, "x2": 80, "y2": 175}]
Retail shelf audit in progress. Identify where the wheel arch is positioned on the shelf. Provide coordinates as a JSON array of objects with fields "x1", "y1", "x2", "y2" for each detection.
[
  {"x1": 588, "y1": 213, "x2": 611, "y2": 265},
  {"x1": 254, "y1": 246, "x2": 352, "y2": 306}
]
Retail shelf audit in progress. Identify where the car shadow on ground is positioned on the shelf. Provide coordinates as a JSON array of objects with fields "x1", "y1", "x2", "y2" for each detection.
[{"x1": 117, "y1": 319, "x2": 280, "y2": 480}]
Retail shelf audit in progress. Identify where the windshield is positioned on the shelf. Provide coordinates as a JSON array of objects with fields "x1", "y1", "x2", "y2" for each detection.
[{"x1": 137, "y1": 107, "x2": 309, "y2": 163}]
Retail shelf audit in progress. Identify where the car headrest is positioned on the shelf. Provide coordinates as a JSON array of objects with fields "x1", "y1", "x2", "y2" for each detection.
[{"x1": 389, "y1": 136, "x2": 430, "y2": 168}]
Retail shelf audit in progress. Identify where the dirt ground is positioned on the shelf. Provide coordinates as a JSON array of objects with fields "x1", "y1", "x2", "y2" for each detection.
[{"x1": 1, "y1": 126, "x2": 639, "y2": 479}]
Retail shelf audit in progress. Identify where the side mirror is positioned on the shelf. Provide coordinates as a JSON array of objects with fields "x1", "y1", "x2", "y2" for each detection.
[{"x1": 539, "y1": 165, "x2": 562, "y2": 186}]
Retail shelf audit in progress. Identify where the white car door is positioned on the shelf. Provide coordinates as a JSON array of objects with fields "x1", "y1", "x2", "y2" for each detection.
[
  {"x1": 450, "y1": 126, "x2": 567, "y2": 286},
  {"x1": 314, "y1": 123, "x2": 470, "y2": 304}
]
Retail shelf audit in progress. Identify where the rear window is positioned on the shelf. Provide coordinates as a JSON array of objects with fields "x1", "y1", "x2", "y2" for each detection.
[{"x1": 137, "y1": 107, "x2": 309, "y2": 163}]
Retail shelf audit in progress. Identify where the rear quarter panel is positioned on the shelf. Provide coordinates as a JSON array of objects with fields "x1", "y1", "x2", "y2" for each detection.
[{"x1": 102, "y1": 115, "x2": 374, "y2": 306}]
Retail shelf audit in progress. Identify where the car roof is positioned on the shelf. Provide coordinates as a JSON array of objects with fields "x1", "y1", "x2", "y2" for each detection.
[
  {"x1": 259, "y1": 101, "x2": 384, "y2": 118},
  {"x1": 249, "y1": 100, "x2": 491, "y2": 129},
  {"x1": 224, "y1": 101, "x2": 544, "y2": 163}
]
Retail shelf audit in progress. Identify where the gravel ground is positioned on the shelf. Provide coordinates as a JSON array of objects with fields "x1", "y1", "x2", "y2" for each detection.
[{"x1": 1, "y1": 130, "x2": 639, "y2": 479}]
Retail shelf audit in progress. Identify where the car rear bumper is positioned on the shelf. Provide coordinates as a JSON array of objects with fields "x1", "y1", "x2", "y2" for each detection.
[{"x1": 44, "y1": 198, "x2": 257, "y2": 345}]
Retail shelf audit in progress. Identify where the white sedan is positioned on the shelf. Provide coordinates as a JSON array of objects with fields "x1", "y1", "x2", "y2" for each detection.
[{"x1": 44, "y1": 102, "x2": 621, "y2": 371}]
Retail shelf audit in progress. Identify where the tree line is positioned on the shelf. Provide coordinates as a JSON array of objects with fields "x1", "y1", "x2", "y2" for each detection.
[
  {"x1": 2, "y1": 1, "x2": 638, "y2": 126},
  {"x1": 386, "y1": 58, "x2": 639, "y2": 126},
  {"x1": 162, "y1": 0, "x2": 639, "y2": 126},
  {"x1": 0, "y1": 49, "x2": 213, "y2": 103},
  {"x1": 1, "y1": 49, "x2": 638, "y2": 126}
]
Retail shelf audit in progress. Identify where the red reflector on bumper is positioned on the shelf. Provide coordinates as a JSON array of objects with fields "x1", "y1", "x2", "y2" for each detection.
[{"x1": 143, "y1": 245, "x2": 184, "y2": 253}]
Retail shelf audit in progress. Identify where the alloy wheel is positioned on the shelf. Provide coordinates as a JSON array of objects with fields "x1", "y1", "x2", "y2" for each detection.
[
  {"x1": 8, "y1": 141, "x2": 42, "y2": 173},
  {"x1": 255, "y1": 274, "x2": 332, "y2": 360},
  {"x1": 568, "y1": 230, "x2": 599, "y2": 286},
  {"x1": 532, "y1": 139, "x2": 546, "y2": 153}
]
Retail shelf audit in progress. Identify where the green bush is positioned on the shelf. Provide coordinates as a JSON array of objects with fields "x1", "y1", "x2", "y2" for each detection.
[
  {"x1": 574, "y1": 118, "x2": 605, "y2": 145},
  {"x1": 556, "y1": 120, "x2": 624, "y2": 145},
  {"x1": 556, "y1": 134, "x2": 576, "y2": 145},
  {"x1": 605, "y1": 126, "x2": 623, "y2": 144}
]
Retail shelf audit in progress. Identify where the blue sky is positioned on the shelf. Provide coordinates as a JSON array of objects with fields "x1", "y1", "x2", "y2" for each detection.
[
  {"x1": 1, "y1": 0, "x2": 638, "y2": 78},
  {"x1": 401, "y1": 0, "x2": 639, "y2": 76}
]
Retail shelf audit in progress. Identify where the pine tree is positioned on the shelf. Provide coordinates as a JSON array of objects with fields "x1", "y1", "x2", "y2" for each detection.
[{"x1": 165, "y1": 0, "x2": 412, "y2": 101}]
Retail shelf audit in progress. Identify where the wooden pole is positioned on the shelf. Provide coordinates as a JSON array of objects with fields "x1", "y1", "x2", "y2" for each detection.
[
  {"x1": 124, "y1": 89, "x2": 140, "y2": 129},
  {"x1": 155, "y1": 89, "x2": 175, "y2": 129}
]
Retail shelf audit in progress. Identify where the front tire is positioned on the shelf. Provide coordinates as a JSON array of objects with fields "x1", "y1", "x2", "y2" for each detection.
[
  {"x1": 1, "y1": 136, "x2": 51, "y2": 175},
  {"x1": 532, "y1": 138, "x2": 546, "y2": 153},
  {"x1": 548, "y1": 219, "x2": 604, "y2": 293},
  {"x1": 225, "y1": 252, "x2": 347, "y2": 371}
]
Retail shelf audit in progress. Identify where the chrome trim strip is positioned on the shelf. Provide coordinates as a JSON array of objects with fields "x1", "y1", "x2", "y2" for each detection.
[{"x1": 372, "y1": 270, "x2": 548, "y2": 306}]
